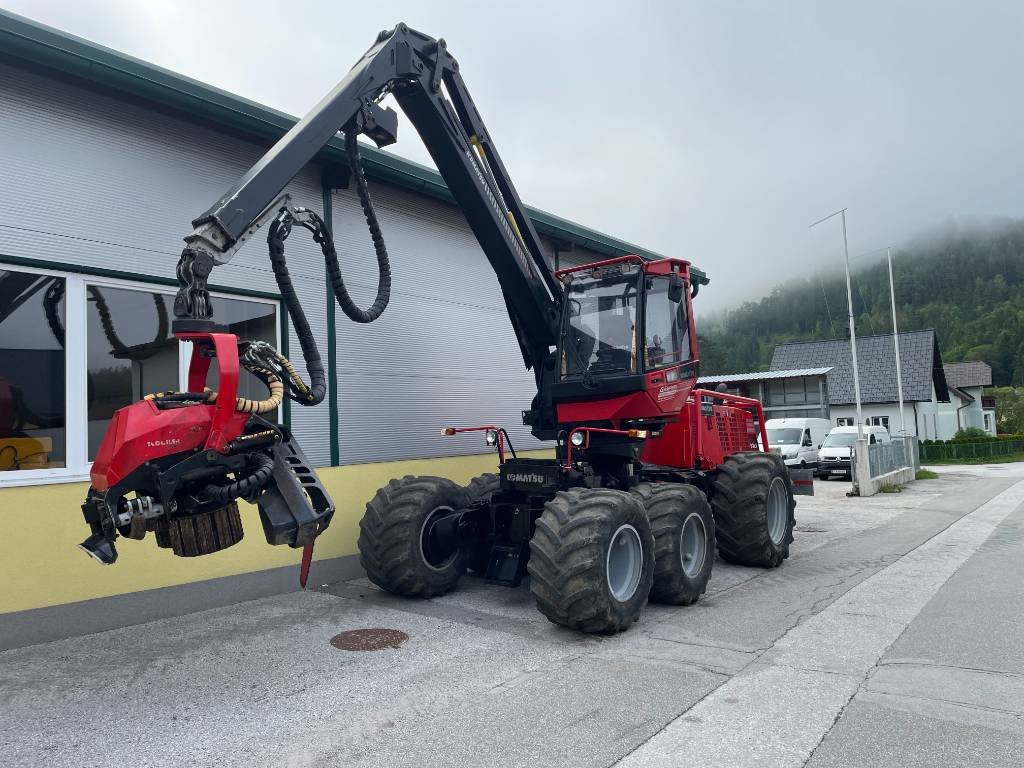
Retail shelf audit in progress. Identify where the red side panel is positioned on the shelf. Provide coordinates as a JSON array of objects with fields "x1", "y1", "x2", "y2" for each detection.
[
  {"x1": 639, "y1": 416, "x2": 697, "y2": 469},
  {"x1": 89, "y1": 400, "x2": 247, "y2": 490},
  {"x1": 637, "y1": 400, "x2": 761, "y2": 472}
]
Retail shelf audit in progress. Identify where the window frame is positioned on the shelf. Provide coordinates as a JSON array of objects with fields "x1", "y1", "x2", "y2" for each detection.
[
  {"x1": 836, "y1": 417, "x2": 854, "y2": 427},
  {"x1": 0, "y1": 263, "x2": 280, "y2": 488}
]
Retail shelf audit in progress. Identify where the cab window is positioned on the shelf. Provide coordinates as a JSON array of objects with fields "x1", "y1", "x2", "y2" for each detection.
[{"x1": 643, "y1": 276, "x2": 691, "y2": 371}]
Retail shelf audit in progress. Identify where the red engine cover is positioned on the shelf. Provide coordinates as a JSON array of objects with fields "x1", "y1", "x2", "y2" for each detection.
[
  {"x1": 90, "y1": 400, "x2": 248, "y2": 491},
  {"x1": 638, "y1": 401, "x2": 761, "y2": 471}
]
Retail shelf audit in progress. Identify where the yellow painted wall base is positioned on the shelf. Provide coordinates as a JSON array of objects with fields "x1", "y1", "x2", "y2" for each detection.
[{"x1": 0, "y1": 450, "x2": 552, "y2": 615}]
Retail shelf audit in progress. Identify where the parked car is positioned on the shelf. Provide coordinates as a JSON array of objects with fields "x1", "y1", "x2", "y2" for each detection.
[
  {"x1": 817, "y1": 425, "x2": 891, "y2": 479},
  {"x1": 765, "y1": 418, "x2": 832, "y2": 468}
]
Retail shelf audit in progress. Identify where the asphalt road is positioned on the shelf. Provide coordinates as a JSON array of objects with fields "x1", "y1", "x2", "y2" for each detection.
[{"x1": 2, "y1": 465, "x2": 1023, "y2": 767}]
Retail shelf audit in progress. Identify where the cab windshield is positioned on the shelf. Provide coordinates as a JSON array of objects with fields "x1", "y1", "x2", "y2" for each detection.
[
  {"x1": 767, "y1": 428, "x2": 802, "y2": 445},
  {"x1": 561, "y1": 266, "x2": 640, "y2": 378}
]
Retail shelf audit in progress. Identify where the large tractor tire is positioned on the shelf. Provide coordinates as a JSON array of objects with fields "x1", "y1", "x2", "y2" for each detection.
[
  {"x1": 528, "y1": 487, "x2": 654, "y2": 634},
  {"x1": 358, "y1": 476, "x2": 471, "y2": 598},
  {"x1": 463, "y1": 472, "x2": 500, "y2": 574},
  {"x1": 631, "y1": 483, "x2": 715, "y2": 605},
  {"x1": 711, "y1": 452, "x2": 796, "y2": 568}
]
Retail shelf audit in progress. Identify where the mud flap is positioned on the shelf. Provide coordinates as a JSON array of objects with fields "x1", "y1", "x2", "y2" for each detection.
[
  {"x1": 789, "y1": 467, "x2": 815, "y2": 496},
  {"x1": 257, "y1": 427, "x2": 335, "y2": 547}
]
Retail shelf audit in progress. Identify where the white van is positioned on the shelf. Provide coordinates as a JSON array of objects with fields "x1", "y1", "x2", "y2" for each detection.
[
  {"x1": 817, "y1": 425, "x2": 891, "y2": 479},
  {"x1": 764, "y1": 418, "x2": 832, "y2": 468}
]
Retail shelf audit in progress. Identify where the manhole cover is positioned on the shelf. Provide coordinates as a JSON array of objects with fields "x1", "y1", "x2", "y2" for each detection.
[{"x1": 330, "y1": 628, "x2": 408, "y2": 651}]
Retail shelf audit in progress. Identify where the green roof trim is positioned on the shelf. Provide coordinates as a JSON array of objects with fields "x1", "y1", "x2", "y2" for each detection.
[{"x1": 0, "y1": 9, "x2": 707, "y2": 285}]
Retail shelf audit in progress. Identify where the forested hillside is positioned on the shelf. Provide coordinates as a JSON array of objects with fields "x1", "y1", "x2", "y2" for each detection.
[{"x1": 698, "y1": 219, "x2": 1024, "y2": 385}]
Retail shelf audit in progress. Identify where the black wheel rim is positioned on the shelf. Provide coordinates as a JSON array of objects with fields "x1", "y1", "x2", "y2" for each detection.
[{"x1": 419, "y1": 506, "x2": 459, "y2": 571}]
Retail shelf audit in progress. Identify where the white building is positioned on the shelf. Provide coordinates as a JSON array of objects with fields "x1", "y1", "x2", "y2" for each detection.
[
  {"x1": 942, "y1": 362, "x2": 997, "y2": 435},
  {"x1": 770, "y1": 330, "x2": 961, "y2": 440}
]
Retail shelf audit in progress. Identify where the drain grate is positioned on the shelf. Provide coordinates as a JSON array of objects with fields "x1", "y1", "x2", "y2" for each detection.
[{"x1": 330, "y1": 628, "x2": 409, "y2": 651}]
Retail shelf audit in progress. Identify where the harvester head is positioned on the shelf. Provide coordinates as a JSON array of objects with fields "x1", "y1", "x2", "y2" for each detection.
[{"x1": 78, "y1": 330, "x2": 334, "y2": 565}]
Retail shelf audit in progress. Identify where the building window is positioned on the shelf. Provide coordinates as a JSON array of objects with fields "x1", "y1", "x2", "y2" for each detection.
[
  {"x1": 0, "y1": 264, "x2": 278, "y2": 485},
  {"x1": 837, "y1": 417, "x2": 854, "y2": 426},
  {"x1": 200, "y1": 295, "x2": 279, "y2": 403},
  {"x1": 86, "y1": 286, "x2": 177, "y2": 459},
  {"x1": 867, "y1": 415, "x2": 890, "y2": 430},
  {"x1": 0, "y1": 269, "x2": 66, "y2": 471},
  {"x1": 984, "y1": 413, "x2": 993, "y2": 433}
]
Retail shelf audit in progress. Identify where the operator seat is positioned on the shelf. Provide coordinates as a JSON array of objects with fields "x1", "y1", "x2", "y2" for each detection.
[
  {"x1": 567, "y1": 323, "x2": 597, "y2": 374},
  {"x1": 596, "y1": 312, "x2": 635, "y2": 372}
]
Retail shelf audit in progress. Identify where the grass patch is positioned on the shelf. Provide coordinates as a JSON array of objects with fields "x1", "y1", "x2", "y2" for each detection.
[
  {"x1": 916, "y1": 468, "x2": 939, "y2": 480},
  {"x1": 924, "y1": 452, "x2": 1024, "y2": 465},
  {"x1": 878, "y1": 483, "x2": 904, "y2": 493}
]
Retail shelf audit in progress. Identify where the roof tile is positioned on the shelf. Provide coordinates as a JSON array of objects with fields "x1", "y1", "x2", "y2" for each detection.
[
  {"x1": 770, "y1": 331, "x2": 948, "y2": 405},
  {"x1": 943, "y1": 361, "x2": 992, "y2": 388}
]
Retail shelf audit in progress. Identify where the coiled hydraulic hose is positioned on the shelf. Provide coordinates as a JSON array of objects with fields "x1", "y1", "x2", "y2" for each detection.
[
  {"x1": 263, "y1": 129, "x2": 392, "y2": 407},
  {"x1": 334, "y1": 129, "x2": 393, "y2": 323},
  {"x1": 153, "y1": 130, "x2": 392, "y2": 413}
]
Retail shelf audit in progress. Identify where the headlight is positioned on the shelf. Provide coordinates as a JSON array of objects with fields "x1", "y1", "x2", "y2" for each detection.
[
  {"x1": 485, "y1": 429, "x2": 498, "y2": 446},
  {"x1": 570, "y1": 431, "x2": 585, "y2": 447}
]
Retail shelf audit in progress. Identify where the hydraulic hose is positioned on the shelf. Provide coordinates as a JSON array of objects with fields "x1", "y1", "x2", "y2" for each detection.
[
  {"x1": 157, "y1": 130, "x2": 390, "y2": 412},
  {"x1": 263, "y1": 129, "x2": 392, "y2": 407},
  {"x1": 204, "y1": 452, "x2": 275, "y2": 504},
  {"x1": 266, "y1": 218, "x2": 327, "y2": 406},
  {"x1": 333, "y1": 129, "x2": 392, "y2": 323}
]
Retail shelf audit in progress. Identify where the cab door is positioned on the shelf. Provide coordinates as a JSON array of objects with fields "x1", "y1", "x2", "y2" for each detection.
[{"x1": 641, "y1": 273, "x2": 695, "y2": 413}]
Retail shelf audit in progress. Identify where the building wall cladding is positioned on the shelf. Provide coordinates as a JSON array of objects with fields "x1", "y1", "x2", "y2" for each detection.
[
  {"x1": 329, "y1": 183, "x2": 546, "y2": 462},
  {"x1": 0, "y1": 59, "x2": 609, "y2": 467}
]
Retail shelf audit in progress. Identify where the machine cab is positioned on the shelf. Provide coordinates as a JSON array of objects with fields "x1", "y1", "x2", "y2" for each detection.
[{"x1": 554, "y1": 256, "x2": 699, "y2": 403}]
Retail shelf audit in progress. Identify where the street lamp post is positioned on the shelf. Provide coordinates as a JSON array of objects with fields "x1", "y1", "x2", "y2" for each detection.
[
  {"x1": 886, "y1": 246, "x2": 906, "y2": 436},
  {"x1": 810, "y1": 208, "x2": 864, "y2": 442}
]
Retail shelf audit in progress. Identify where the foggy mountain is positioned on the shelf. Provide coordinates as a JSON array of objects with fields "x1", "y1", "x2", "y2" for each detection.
[{"x1": 698, "y1": 217, "x2": 1024, "y2": 385}]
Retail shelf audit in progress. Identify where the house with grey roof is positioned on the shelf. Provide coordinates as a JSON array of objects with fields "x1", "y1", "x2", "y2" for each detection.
[
  {"x1": 770, "y1": 330, "x2": 963, "y2": 440},
  {"x1": 943, "y1": 361, "x2": 996, "y2": 435}
]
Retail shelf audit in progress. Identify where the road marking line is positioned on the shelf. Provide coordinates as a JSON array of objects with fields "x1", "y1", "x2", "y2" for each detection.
[{"x1": 616, "y1": 479, "x2": 1024, "y2": 768}]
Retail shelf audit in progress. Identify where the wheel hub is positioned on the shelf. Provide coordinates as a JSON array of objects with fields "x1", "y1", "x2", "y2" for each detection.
[
  {"x1": 766, "y1": 476, "x2": 788, "y2": 545},
  {"x1": 679, "y1": 511, "x2": 707, "y2": 578},
  {"x1": 606, "y1": 524, "x2": 643, "y2": 602}
]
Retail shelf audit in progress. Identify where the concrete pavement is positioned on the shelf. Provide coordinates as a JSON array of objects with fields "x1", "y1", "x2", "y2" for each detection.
[{"x1": 1, "y1": 466, "x2": 1022, "y2": 767}]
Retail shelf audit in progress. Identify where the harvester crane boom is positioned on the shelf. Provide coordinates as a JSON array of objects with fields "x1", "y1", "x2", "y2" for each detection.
[{"x1": 175, "y1": 23, "x2": 563, "y2": 429}]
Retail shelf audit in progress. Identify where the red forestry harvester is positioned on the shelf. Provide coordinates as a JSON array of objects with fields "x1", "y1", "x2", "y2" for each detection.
[{"x1": 79, "y1": 24, "x2": 811, "y2": 633}]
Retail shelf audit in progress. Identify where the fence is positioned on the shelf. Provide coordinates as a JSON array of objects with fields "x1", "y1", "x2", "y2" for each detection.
[
  {"x1": 852, "y1": 436, "x2": 919, "y2": 496},
  {"x1": 920, "y1": 440, "x2": 1024, "y2": 462},
  {"x1": 868, "y1": 436, "x2": 920, "y2": 478}
]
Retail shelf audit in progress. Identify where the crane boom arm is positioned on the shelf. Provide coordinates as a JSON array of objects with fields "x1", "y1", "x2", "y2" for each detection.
[{"x1": 174, "y1": 23, "x2": 563, "y2": 380}]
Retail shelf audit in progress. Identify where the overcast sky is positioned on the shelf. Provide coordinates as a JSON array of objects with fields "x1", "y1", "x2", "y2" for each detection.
[{"x1": 6, "y1": 0, "x2": 1024, "y2": 310}]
